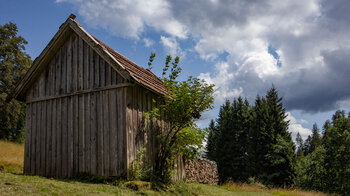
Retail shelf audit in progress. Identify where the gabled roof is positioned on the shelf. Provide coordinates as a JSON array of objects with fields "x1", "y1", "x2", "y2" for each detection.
[{"x1": 13, "y1": 14, "x2": 167, "y2": 101}]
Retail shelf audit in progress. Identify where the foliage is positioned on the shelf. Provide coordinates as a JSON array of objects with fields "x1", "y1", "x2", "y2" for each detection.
[
  {"x1": 0, "y1": 22, "x2": 31, "y2": 142},
  {"x1": 296, "y1": 132, "x2": 304, "y2": 157},
  {"x1": 322, "y1": 110, "x2": 350, "y2": 195},
  {"x1": 207, "y1": 87, "x2": 296, "y2": 187},
  {"x1": 205, "y1": 119, "x2": 218, "y2": 161},
  {"x1": 261, "y1": 87, "x2": 296, "y2": 186},
  {"x1": 295, "y1": 110, "x2": 350, "y2": 195},
  {"x1": 128, "y1": 147, "x2": 152, "y2": 181},
  {"x1": 216, "y1": 97, "x2": 251, "y2": 182},
  {"x1": 295, "y1": 146, "x2": 326, "y2": 191},
  {"x1": 302, "y1": 124, "x2": 322, "y2": 156},
  {"x1": 146, "y1": 55, "x2": 214, "y2": 185}
]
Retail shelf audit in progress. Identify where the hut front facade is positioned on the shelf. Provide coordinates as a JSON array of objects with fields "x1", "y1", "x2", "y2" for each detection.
[{"x1": 13, "y1": 15, "x2": 185, "y2": 179}]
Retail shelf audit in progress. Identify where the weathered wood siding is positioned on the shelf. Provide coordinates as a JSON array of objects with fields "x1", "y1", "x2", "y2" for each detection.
[
  {"x1": 23, "y1": 32, "x2": 127, "y2": 178},
  {"x1": 125, "y1": 85, "x2": 186, "y2": 180}
]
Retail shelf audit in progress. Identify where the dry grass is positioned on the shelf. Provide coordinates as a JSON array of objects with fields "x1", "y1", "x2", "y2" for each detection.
[
  {"x1": 223, "y1": 182, "x2": 331, "y2": 196},
  {"x1": 0, "y1": 140, "x2": 24, "y2": 174}
]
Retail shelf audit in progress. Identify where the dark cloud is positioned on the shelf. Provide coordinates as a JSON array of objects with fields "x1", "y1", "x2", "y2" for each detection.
[{"x1": 283, "y1": 48, "x2": 350, "y2": 112}]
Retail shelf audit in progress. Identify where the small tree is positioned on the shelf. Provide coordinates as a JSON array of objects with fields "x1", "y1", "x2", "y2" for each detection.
[{"x1": 146, "y1": 54, "x2": 215, "y2": 185}]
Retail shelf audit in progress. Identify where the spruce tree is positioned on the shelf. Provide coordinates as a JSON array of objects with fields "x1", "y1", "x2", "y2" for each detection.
[
  {"x1": 206, "y1": 119, "x2": 218, "y2": 161},
  {"x1": 216, "y1": 100, "x2": 233, "y2": 182},
  {"x1": 262, "y1": 87, "x2": 296, "y2": 186},
  {"x1": 310, "y1": 123, "x2": 322, "y2": 153},
  {"x1": 249, "y1": 95, "x2": 269, "y2": 179},
  {"x1": 296, "y1": 132, "x2": 304, "y2": 157}
]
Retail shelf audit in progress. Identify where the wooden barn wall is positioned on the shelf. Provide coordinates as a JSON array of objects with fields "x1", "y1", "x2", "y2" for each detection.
[
  {"x1": 23, "y1": 32, "x2": 127, "y2": 178},
  {"x1": 125, "y1": 85, "x2": 186, "y2": 181}
]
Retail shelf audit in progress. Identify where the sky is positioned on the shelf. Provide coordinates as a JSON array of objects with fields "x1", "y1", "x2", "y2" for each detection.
[{"x1": 1, "y1": 0, "x2": 350, "y2": 142}]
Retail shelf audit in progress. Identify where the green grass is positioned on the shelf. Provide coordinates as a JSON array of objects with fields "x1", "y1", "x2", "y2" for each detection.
[
  {"x1": 0, "y1": 172, "x2": 274, "y2": 196},
  {"x1": 0, "y1": 140, "x2": 330, "y2": 196}
]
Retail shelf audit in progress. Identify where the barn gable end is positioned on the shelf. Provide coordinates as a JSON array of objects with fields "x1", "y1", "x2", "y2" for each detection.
[{"x1": 14, "y1": 14, "x2": 185, "y2": 180}]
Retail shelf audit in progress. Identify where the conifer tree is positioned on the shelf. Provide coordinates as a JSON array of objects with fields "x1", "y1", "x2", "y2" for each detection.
[
  {"x1": 216, "y1": 100, "x2": 233, "y2": 182},
  {"x1": 249, "y1": 95, "x2": 269, "y2": 178},
  {"x1": 206, "y1": 119, "x2": 218, "y2": 161},
  {"x1": 296, "y1": 132, "x2": 304, "y2": 157},
  {"x1": 310, "y1": 123, "x2": 322, "y2": 153},
  {"x1": 262, "y1": 87, "x2": 296, "y2": 186}
]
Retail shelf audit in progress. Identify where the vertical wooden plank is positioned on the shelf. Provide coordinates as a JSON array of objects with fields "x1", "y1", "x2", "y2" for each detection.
[
  {"x1": 90, "y1": 92, "x2": 97, "y2": 175},
  {"x1": 66, "y1": 34, "x2": 72, "y2": 93},
  {"x1": 46, "y1": 100, "x2": 52, "y2": 177},
  {"x1": 89, "y1": 46, "x2": 94, "y2": 89},
  {"x1": 24, "y1": 104, "x2": 31, "y2": 174},
  {"x1": 97, "y1": 91, "x2": 104, "y2": 176},
  {"x1": 40, "y1": 82, "x2": 46, "y2": 177},
  {"x1": 68, "y1": 96, "x2": 74, "y2": 178},
  {"x1": 125, "y1": 86, "x2": 133, "y2": 176},
  {"x1": 61, "y1": 97, "x2": 68, "y2": 178},
  {"x1": 111, "y1": 64, "x2": 116, "y2": 85},
  {"x1": 30, "y1": 103, "x2": 36, "y2": 174},
  {"x1": 95, "y1": 53, "x2": 99, "y2": 88},
  {"x1": 55, "y1": 51, "x2": 60, "y2": 96},
  {"x1": 35, "y1": 102, "x2": 41, "y2": 175},
  {"x1": 109, "y1": 89, "x2": 117, "y2": 176},
  {"x1": 51, "y1": 99, "x2": 57, "y2": 177},
  {"x1": 30, "y1": 103, "x2": 38, "y2": 175},
  {"x1": 100, "y1": 58, "x2": 105, "y2": 87},
  {"x1": 61, "y1": 40, "x2": 67, "y2": 95},
  {"x1": 117, "y1": 88, "x2": 124, "y2": 175},
  {"x1": 78, "y1": 94, "x2": 85, "y2": 173},
  {"x1": 78, "y1": 37, "x2": 83, "y2": 91},
  {"x1": 138, "y1": 88, "x2": 144, "y2": 150},
  {"x1": 105, "y1": 62, "x2": 111, "y2": 86},
  {"x1": 83, "y1": 39, "x2": 89, "y2": 90},
  {"x1": 73, "y1": 95, "x2": 78, "y2": 175},
  {"x1": 72, "y1": 33, "x2": 78, "y2": 92},
  {"x1": 56, "y1": 98, "x2": 62, "y2": 178},
  {"x1": 103, "y1": 91, "x2": 110, "y2": 176},
  {"x1": 84, "y1": 93, "x2": 91, "y2": 173},
  {"x1": 132, "y1": 86, "x2": 138, "y2": 162}
]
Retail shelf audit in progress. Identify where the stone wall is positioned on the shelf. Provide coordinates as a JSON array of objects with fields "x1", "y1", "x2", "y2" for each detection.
[{"x1": 185, "y1": 158, "x2": 218, "y2": 184}]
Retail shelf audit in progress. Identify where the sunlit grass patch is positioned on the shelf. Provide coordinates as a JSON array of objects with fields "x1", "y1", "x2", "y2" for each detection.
[{"x1": 0, "y1": 140, "x2": 24, "y2": 174}]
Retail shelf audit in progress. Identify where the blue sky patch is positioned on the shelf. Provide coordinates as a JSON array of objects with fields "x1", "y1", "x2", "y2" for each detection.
[{"x1": 268, "y1": 45, "x2": 282, "y2": 67}]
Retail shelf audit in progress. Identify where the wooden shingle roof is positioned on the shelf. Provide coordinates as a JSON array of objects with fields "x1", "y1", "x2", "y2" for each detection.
[
  {"x1": 13, "y1": 14, "x2": 167, "y2": 101},
  {"x1": 91, "y1": 36, "x2": 168, "y2": 96}
]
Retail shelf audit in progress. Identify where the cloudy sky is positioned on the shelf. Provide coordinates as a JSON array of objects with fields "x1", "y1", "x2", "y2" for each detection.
[{"x1": 2, "y1": 0, "x2": 350, "y2": 141}]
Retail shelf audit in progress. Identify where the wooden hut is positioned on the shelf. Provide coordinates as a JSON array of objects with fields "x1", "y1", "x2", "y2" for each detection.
[{"x1": 13, "y1": 14, "x2": 185, "y2": 179}]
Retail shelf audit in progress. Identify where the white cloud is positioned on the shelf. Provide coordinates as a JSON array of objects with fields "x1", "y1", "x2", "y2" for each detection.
[
  {"x1": 57, "y1": 0, "x2": 187, "y2": 39},
  {"x1": 143, "y1": 38, "x2": 154, "y2": 47},
  {"x1": 160, "y1": 36, "x2": 184, "y2": 57},
  {"x1": 199, "y1": 62, "x2": 243, "y2": 103},
  {"x1": 286, "y1": 112, "x2": 312, "y2": 142}
]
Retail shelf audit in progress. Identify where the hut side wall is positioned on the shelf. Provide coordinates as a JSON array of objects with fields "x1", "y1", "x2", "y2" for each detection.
[
  {"x1": 125, "y1": 85, "x2": 186, "y2": 180},
  {"x1": 23, "y1": 32, "x2": 127, "y2": 178}
]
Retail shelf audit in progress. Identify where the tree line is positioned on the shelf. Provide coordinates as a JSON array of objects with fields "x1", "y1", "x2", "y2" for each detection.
[{"x1": 206, "y1": 88, "x2": 350, "y2": 195}]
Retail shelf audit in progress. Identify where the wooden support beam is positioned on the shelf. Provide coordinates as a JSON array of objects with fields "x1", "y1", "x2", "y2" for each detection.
[{"x1": 26, "y1": 83, "x2": 133, "y2": 103}]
